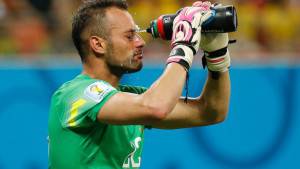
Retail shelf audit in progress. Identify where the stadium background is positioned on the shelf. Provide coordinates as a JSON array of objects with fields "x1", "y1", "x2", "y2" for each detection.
[{"x1": 0, "y1": 0, "x2": 299, "y2": 169}]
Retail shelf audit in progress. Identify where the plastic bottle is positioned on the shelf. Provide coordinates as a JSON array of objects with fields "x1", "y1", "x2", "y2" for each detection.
[{"x1": 146, "y1": 5, "x2": 238, "y2": 40}]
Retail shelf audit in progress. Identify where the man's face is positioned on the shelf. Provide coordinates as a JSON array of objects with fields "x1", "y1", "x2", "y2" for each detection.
[{"x1": 104, "y1": 7, "x2": 145, "y2": 74}]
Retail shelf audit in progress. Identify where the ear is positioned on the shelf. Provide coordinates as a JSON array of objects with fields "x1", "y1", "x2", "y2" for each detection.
[{"x1": 89, "y1": 36, "x2": 106, "y2": 55}]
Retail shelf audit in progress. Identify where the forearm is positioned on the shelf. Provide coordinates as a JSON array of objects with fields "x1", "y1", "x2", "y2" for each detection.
[
  {"x1": 199, "y1": 70, "x2": 230, "y2": 119},
  {"x1": 143, "y1": 69, "x2": 230, "y2": 129},
  {"x1": 141, "y1": 63, "x2": 187, "y2": 115}
]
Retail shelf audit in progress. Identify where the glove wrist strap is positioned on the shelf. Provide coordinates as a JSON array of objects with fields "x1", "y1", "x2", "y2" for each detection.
[
  {"x1": 202, "y1": 47, "x2": 230, "y2": 72},
  {"x1": 167, "y1": 45, "x2": 194, "y2": 71},
  {"x1": 204, "y1": 47, "x2": 227, "y2": 57}
]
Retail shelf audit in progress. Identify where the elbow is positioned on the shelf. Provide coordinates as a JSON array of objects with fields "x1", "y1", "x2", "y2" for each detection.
[
  {"x1": 142, "y1": 99, "x2": 172, "y2": 121},
  {"x1": 203, "y1": 102, "x2": 229, "y2": 124},
  {"x1": 147, "y1": 101, "x2": 173, "y2": 120},
  {"x1": 214, "y1": 108, "x2": 228, "y2": 124},
  {"x1": 139, "y1": 92, "x2": 176, "y2": 121},
  {"x1": 148, "y1": 106, "x2": 169, "y2": 121}
]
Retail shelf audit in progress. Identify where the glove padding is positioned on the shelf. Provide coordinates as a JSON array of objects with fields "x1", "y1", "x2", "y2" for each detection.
[{"x1": 167, "y1": 2, "x2": 213, "y2": 71}]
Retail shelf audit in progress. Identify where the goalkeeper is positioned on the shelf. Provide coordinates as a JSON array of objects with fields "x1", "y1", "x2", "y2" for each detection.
[{"x1": 48, "y1": 0, "x2": 231, "y2": 169}]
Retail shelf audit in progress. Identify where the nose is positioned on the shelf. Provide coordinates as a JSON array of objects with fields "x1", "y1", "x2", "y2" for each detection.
[{"x1": 134, "y1": 34, "x2": 146, "y2": 48}]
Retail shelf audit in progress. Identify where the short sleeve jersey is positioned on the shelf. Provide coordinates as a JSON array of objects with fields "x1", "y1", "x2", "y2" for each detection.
[{"x1": 48, "y1": 74, "x2": 147, "y2": 169}]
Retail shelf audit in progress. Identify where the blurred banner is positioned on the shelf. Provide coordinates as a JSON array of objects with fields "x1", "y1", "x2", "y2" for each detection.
[
  {"x1": 0, "y1": 63, "x2": 299, "y2": 169},
  {"x1": 0, "y1": 0, "x2": 299, "y2": 61}
]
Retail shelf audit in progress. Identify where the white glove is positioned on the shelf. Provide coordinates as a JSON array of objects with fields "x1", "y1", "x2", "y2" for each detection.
[
  {"x1": 167, "y1": 2, "x2": 213, "y2": 71},
  {"x1": 198, "y1": 3, "x2": 231, "y2": 72},
  {"x1": 200, "y1": 33, "x2": 231, "y2": 72}
]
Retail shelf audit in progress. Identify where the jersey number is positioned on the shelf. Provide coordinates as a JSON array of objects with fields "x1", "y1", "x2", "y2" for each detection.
[{"x1": 122, "y1": 137, "x2": 142, "y2": 168}]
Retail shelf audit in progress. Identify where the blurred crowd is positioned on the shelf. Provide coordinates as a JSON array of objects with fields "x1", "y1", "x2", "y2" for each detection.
[{"x1": 0, "y1": 0, "x2": 299, "y2": 61}]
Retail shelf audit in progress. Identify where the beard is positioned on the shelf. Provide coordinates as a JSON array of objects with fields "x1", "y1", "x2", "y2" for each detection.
[{"x1": 105, "y1": 41, "x2": 143, "y2": 78}]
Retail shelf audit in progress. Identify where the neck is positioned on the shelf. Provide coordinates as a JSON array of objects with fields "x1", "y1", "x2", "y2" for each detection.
[{"x1": 82, "y1": 59, "x2": 121, "y2": 88}]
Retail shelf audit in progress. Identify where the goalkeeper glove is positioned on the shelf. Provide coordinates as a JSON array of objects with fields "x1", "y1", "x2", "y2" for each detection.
[
  {"x1": 200, "y1": 33, "x2": 230, "y2": 72},
  {"x1": 167, "y1": 3, "x2": 213, "y2": 71},
  {"x1": 192, "y1": 3, "x2": 231, "y2": 72}
]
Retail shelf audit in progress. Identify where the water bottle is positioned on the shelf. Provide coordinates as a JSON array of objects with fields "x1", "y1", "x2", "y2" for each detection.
[{"x1": 146, "y1": 5, "x2": 238, "y2": 40}]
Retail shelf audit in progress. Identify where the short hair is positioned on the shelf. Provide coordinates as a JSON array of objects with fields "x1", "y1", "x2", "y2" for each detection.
[{"x1": 72, "y1": 0, "x2": 128, "y2": 62}]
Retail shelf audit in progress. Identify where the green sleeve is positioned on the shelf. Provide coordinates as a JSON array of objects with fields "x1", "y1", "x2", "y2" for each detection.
[
  {"x1": 88, "y1": 90, "x2": 119, "y2": 121},
  {"x1": 62, "y1": 81, "x2": 118, "y2": 129},
  {"x1": 63, "y1": 84, "x2": 148, "y2": 128},
  {"x1": 118, "y1": 84, "x2": 147, "y2": 94},
  {"x1": 88, "y1": 85, "x2": 147, "y2": 120}
]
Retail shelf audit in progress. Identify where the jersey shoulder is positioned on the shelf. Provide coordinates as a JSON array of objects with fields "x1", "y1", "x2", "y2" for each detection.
[
  {"x1": 54, "y1": 74, "x2": 117, "y2": 102},
  {"x1": 50, "y1": 74, "x2": 119, "y2": 128}
]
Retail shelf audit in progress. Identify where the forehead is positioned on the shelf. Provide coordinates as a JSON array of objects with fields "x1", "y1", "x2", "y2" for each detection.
[{"x1": 105, "y1": 7, "x2": 135, "y2": 33}]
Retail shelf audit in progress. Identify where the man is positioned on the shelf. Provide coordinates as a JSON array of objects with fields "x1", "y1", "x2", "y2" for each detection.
[{"x1": 48, "y1": 0, "x2": 231, "y2": 168}]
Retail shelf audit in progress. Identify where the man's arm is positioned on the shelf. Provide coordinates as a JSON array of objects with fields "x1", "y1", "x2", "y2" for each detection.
[
  {"x1": 98, "y1": 69, "x2": 230, "y2": 128},
  {"x1": 149, "y1": 71, "x2": 230, "y2": 129}
]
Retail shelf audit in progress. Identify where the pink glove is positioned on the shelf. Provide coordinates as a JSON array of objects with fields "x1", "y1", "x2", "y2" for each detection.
[
  {"x1": 171, "y1": 2, "x2": 212, "y2": 52},
  {"x1": 168, "y1": 2, "x2": 213, "y2": 71}
]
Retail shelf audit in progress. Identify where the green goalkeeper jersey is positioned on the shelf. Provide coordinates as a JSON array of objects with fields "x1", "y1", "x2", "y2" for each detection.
[{"x1": 48, "y1": 74, "x2": 147, "y2": 169}]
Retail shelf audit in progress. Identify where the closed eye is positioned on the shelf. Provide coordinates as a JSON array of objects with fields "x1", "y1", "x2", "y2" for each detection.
[{"x1": 126, "y1": 34, "x2": 135, "y2": 41}]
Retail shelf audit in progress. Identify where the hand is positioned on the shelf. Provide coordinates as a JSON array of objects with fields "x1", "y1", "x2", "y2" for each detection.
[
  {"x1": 167, "y1": 2, "x2": 213, "y2": 71},
  {"x1": 197, "y1": 4, "x2": 231, "y2": 72},
  {"x1": 171, "y1": 3, "x2": 212, "y2": 52}
]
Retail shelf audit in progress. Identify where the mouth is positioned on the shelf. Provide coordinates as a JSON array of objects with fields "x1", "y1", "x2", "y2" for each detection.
[{"x1": 133, "y1": 50, "x2": 143, "y2": 60}]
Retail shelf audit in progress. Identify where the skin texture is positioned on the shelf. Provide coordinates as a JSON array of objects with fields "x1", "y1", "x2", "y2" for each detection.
[{"x1": 82, "y1": 7, "x2": 230, "y2": 129}]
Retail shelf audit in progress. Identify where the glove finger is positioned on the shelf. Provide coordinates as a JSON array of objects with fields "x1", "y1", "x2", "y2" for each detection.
[
  {"x1": 191, "y1": 11, "x2": 203, "y2": 28},
  {"x1": 185, "y1": 7, "x2": 203, "y2": 16},
  {"x1": 192, "y1": 1, "x2": 203, "y2": 7},
  {"x1": 192, "y1": 9, "x2": 214, "y2": 28},
  {"x1": 193, "y1": 1, "x2": 211, "y2": 11},
  {"x1": 200, "y1": 11, "x2": 214, "y2": 25},
  {"x1": 212, "y1": 3, "x2": 222, "y2": 8},
  {"x1": 191, "y1": 26, "x2": 201, "y2": 43},
  {"x1": 202, "y1": 1, "x2": 212, "y2": 8}
]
